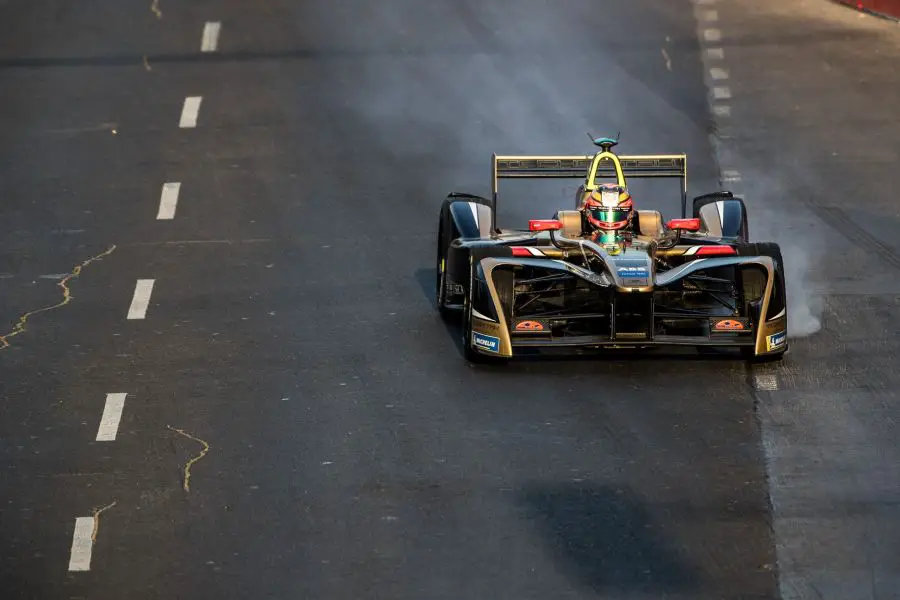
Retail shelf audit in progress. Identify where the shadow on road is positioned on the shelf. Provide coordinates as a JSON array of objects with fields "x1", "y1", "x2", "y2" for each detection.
[{"x1": 519, "y1": 483, "x2": 701, "y2": 593}]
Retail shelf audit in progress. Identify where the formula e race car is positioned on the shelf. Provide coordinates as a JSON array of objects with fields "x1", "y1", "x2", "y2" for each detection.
[{"x1": 435, "y1": 136, "x2": 788, "y2": 363}]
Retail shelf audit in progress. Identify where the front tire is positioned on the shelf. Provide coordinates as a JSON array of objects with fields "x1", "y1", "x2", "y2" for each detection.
[
  {"x1": 435, "y1": 194, "x2": 493, "y2": 320},
  {"x1": 436, "y1": 215, "x2": 453, "y2": 319}
]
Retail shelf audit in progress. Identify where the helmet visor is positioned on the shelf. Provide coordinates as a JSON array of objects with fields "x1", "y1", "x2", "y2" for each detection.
[{"x1": 588, "y1": 206, "x2": 630, "y2": 228}]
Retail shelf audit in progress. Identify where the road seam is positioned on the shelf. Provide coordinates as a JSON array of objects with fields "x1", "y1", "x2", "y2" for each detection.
[{"x1": 691, "y1": 3, "x2": 796, "y2": 597}]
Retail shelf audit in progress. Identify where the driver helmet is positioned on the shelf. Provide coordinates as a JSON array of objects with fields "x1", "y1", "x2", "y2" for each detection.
[{"x1": 583, "y1": 183, "x2": 634, "y2": 231}]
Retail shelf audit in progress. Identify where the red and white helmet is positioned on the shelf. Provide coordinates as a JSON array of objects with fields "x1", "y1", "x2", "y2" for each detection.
[{"x1": 583, "y1": 183, "x2": 634, "y2": 231}]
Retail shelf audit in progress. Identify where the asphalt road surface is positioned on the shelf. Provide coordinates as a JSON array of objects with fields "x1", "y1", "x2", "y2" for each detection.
[{"x1": 0, "y1": 1, "x2": 897, "y2": 599}]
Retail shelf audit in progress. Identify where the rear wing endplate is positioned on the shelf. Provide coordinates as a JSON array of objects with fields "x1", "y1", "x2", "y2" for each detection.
[{"x1": 491, "y1": 153, "x2": 689, "y2": 223}]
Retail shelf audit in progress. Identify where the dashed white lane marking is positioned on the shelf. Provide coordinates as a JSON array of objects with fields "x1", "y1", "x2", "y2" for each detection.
[
  {"x1": 710, "y1": 67, "x2": 729, "y2": 80},
  {"x1": 157, "y1": 182, "x2": 181, "y2": 220},
  {"x1": 703, "y1": 29, "x2": 722, "y2": 42},
  {"x1": 694, "y1": 0, "x2": 717, "y2": 4},
  {"x1": 201, "y1": 21, "x2": 221, "y2": 52},
  {"x1": 713, "y1": 105, "x2": 731, "y2": 117},
  {"x1": 705, "y1": 48, "x2": 725, "y2": 60},
  {"x1": 754, "y1": 373, "x2": 779, "y2": 391},
  {"x1": 713, "y1": 86, "x2": 732, "y2": 99},
  {"x1": 702, "y1": 10, "x2": 719, "y2": 21},
  {"x1": 179, "y1": 96, "x2": 202, "y2": 128},
  {"x1": 68, "y1": 517, "x2": 94, "y2": 571},
  {"x1": 96, "y1": 393, "x2": 128, "y2": 442},
  {"x1": 723, "y1": 170, "x2": 742, "y2": 182},
  {"x1": 127, "y1": 279, "x2": 155, "y2": 320}
]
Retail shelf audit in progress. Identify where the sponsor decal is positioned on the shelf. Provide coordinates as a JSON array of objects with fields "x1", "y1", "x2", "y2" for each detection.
[
  {"x1": 515, "y1": 320, "x2": 544, "y2": 332},
  {"x1": 711, "y1": 318, "x2": 749, "y2": 332},
  {"x1": 764, "y1": 316, "x2": 787, "y2": 335},
  {"x1": 472, "y1": 317, "x2": 500, "y2": 332},
  {"x1": 472, "y1": 332, "x2": 500, "y2": 353},
  {"x1": 615, "y1": 259, "x2": 649, "y2": 268},
  {"x1": 617, "y1": 266, "x2": 649, "y2": 275},
  {"x1": 766, "y1": 330, "x2": 787, "y2": 352}
]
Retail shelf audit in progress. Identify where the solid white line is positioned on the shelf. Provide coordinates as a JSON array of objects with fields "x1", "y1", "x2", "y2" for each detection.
[
  {"x1": 179, "y1": 96, "x2": 202, "y2": 128},
  {"x1": 96, "y1": 393, "x2": 128, "y2": 442},
  {"x1": 157, "y1": 182, "x2": 181, "y2": 220},
  {"x1": 127, "y1": 279, "x2": 155, "y2": 320},
  {"x1": 710, "y1": 67, "x2": 729, "y2": 80},
  {"x1": 713, "y1": 105, "x2": 731, "y2": 117},
  {"x1": 705, "y1": 48, "x2": 725, "y2": 60},
  {"x1": 702, "y1": 10, "x2": 719, "y2": 21},
  {"x1": 703, "y1": 29, "x2": 722, "y2": 42},
  {"x1": 201, "y1": 21, "x2": 221, "y2": 52},
  {"x1": 68, "y1": 517, "x2": 94, "y2": 571},
  {"x1": 713, "y1": 86, "x2": 732, "y2": 100}
]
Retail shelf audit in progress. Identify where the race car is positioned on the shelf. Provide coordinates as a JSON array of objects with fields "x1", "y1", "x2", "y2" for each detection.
[{"x1": 435, "y1": 136, "x2": 788, "y2": 363}]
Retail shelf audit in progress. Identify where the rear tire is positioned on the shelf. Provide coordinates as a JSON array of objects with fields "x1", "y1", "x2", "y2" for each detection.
[{"x1": 436, "y1": 215, "x2": 454, "y2": 319}]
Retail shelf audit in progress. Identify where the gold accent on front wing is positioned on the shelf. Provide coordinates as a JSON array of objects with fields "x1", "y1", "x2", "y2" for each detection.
[
  {"x1": 479, "y1": 257, "x2": 514, "y2": 357},
  {"x1": 751, "y1": 257, "x2": 778, "y2": 356}
]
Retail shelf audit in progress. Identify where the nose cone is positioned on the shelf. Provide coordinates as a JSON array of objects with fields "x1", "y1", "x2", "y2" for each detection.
[{"x1": 609, "y1": 249, "x2": 654, "y2": 290}]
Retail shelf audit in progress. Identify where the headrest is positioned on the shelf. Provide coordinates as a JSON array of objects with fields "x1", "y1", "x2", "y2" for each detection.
[
  {"x1": 556, "y1": 210, "x2": 583, "y2": 238},
  {"x1": 635, "y1": 210, "x2": 664, "y2": 239}
]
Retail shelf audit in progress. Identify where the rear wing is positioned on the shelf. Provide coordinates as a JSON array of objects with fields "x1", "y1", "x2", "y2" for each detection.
[{"x1": 491, "y1": 153, "x2": 689, "y2": 224}]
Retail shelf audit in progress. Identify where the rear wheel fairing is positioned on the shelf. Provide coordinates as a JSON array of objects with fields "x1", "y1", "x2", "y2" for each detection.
[
  {"x1": 448, "y1": 198, "x2": 493, "y2": 240},
  {"x1": 694, "y1": 195, "x2": 749, "y2": 242}
]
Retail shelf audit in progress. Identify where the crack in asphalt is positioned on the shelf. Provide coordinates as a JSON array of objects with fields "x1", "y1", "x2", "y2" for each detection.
[
  {"x1": 91, "y1": 500, "x2": 117, "y2": 542},
  {"x1": 0, "y1": 245, "x2": 116, "y2": 350},
  {"x1": 167, "y1": 425, "x2": 211, "y2": 492}
]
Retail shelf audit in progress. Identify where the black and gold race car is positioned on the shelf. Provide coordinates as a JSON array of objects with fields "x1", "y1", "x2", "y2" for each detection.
[{"x1": 435, "y1": 137, "x2": 788, "y2": 363}]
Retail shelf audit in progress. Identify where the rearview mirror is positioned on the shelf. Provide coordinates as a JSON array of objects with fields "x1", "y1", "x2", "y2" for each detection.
[
  {"x1": 529, "y1": 219, "x2": 563, "y2": 232},
  {"x1": 666, "y1": 218, "x2": 701, "y2": 231}
]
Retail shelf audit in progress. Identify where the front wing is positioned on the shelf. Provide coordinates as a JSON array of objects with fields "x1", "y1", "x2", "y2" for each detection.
[{"x1": 466, "y1": 255, "x2": 787, "y2": 358}]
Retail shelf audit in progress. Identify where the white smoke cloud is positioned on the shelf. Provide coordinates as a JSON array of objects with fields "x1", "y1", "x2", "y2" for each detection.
[{"x1": 713, "y1": 142, "x2": 826, "y2": 338}]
